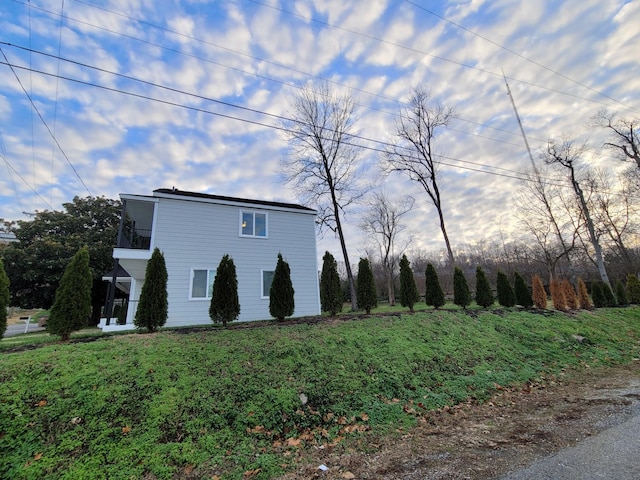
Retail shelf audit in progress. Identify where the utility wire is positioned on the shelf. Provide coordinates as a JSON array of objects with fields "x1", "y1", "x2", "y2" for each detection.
[
  {"x1": 0, "y1": 131, "x2": 53, "y2": 210},
  {"x1": 16, "y1": 0, "x2": 533, "y2": 145},
  {"x1": 23, "y1": 0, "x2": 631, "y2": 134},
  {"x1": 247, "y1": 0, "x2": 638, "y2": 114},
  {"x1": 406, "y1": 0, "x2": 635, "y2": 113},
  {"x1": 0, "y1": 48, "x2": 92, "y2": 196},
  {"x1": 1, "y1": 44, "x2": 546, "y2": 180},
  {"x1": 1, "y1": 55, "x2": 585, "y2": 193}
]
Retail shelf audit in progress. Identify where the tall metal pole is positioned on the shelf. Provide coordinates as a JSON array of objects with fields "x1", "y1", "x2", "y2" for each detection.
[{"x1": 503, "y1": 70, "x2": 537, "y2": 171}]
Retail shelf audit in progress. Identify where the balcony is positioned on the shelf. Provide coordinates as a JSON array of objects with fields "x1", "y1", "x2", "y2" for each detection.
[{"x1": 117, "y1": 224, "x2": 152, "y2": 250}]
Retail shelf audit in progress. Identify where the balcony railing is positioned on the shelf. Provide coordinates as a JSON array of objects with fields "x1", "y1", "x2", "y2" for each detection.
[{"x1": 117, "y1": 224, "x2": 152, "y2": 250}]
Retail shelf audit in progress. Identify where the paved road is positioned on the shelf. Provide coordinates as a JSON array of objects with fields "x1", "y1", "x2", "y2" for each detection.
[
  {"x1": 500, "y1": 410, "x2": 640, "y2": 479},
  {"x1": 2, "y1": 322, "x2": 46, "y2": 337}
]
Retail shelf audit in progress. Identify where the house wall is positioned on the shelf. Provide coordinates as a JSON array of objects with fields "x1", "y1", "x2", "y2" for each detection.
[{"x1": 152, "y1": 196, "x2": 320, "y2": 327}]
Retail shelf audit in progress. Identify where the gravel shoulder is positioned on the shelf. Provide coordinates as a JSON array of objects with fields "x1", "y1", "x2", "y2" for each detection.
[{"x1": 279, "y1": 361, "x2": 640, "y2": 479}]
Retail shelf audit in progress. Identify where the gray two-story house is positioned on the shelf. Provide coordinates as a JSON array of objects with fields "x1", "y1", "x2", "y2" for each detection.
[{"x1": 100, "y1": 188, "x2": 320, "y2": 331}]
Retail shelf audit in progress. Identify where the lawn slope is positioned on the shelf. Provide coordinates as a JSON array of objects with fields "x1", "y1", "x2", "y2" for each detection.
[{"x1": 1, "y1": 307, "x2": 639, "y2": 479}]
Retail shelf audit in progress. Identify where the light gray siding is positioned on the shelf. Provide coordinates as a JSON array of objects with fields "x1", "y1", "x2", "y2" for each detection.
[{"x1": 151, "y1": 196, "x2": 319, "y2": 327}]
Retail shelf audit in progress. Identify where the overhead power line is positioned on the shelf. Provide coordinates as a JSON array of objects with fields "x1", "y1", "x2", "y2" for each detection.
[
  {"x1": 0, "y1": 47, "x2": 92, "y2": 196},
  {"x1": 14, "y1": 0, "x2": 535, "y2": 145},
  {"x1": 1, "y1": 52, "x2": 584, "y2": 194},
  {"x1": 247, "y1": 0, "x2": 638, "y2": 114},
  {"x1": 405, "y1": 0, "x2": 636, "y2": 113},
  {"x1": 0, "y1": 131, "x2": 53, "y2": 210}
]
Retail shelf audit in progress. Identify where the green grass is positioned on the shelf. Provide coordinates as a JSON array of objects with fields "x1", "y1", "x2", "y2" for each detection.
[{"x1": 1, "y1": 306, "x2": 639, "y2": 479}]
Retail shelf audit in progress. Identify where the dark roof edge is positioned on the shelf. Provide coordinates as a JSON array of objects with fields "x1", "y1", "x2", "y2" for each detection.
[{"x1": 152, "y1": 188, "x2": 316, "y2": 213}]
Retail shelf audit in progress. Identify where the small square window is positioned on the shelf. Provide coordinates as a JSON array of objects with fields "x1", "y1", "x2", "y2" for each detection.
[{"x1": 240, "y1": 211, "x2": 268, "y2": 238}]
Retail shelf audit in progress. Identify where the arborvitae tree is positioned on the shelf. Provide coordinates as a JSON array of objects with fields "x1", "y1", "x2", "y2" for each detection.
[
  {"x1": 627, "y1": 274, "x2": 640, "y2": 304},
  {"x1": 0, "y1": 258, "x2": 10, "y2": 338},
  {"x1": 591, "y1": 282, "x2": 605, "y2": 308},
  {"x1": 453, "y1": 267, "x2": 471, "y2": 309},
  {"x1": 425, "y1": 263, "x2": 445, "y2": 309},
  {"x1": 399, "y1": 254, "x2": 420, "y2": 312},
  {"x1": 602, "y1": 282, "x2": 617, "y2": 307},
  {"x1": 550, "y1": 278, "x2": 566, "y2": 311},
  {"x1": 320, "y1": 251, "x2": 343, "y2": 316},
  {"x1": 134, "y1": 247, "x2": 168, "y2": 332},
  {"x1": 475, "y1": 266, "x2": 494, "y2": 308},
  {"x1": 514, "y1": 271, "x2": 533, "y2": 308},
  {"x1": 615, "y1": 279, "x2": 629, "y2": 306},
  {"x1": 577, "y1": 278, "x2": 592, "y2": 310},
  {"x1": 496, "y1": 270, "x2": 516, "y2": 307},
  {"x1": 562, "y1": 279, "x2": 578, "y2": 310},
  {"x1": 357, "y1": 258, "x2": 378, "y2": 314},
  {"x1": 209, "y1": 254, "x2": 240, "y2": 327},
  {"x1": 532, "y1": 274, "x2": 547, "y2": 309},
  {"x1": 47, "y1": 247, "x2": 92, "y2": 340},
  {"x1": 270, "y1": 253, "x2": 295, "y2": 321}
]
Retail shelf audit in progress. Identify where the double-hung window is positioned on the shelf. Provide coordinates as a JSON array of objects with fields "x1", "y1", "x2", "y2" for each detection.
[
  {"x1": 241, "y1": 211, "x2": 267, "y2": 238},
  {"x1": 190, "y1": 268, "x2": 216, "y2": 299}
]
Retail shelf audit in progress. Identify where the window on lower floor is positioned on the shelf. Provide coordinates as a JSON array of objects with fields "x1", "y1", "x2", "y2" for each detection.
[
  {"x1": 190, "y1": 268, "x2": 216, "y2": 299},
  {"x1": 262, "y1": 270, "x2": 274, "y2": 298}
]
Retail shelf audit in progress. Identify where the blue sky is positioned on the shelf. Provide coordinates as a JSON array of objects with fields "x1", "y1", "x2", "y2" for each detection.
[{"x1": 1, "y1": 0, "x2": 639, "y2": 260}]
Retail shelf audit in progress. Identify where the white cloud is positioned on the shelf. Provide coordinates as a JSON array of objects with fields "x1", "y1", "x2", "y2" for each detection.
[{"x1": 1, "y1": 0, "x2": 637, "y2": 266}]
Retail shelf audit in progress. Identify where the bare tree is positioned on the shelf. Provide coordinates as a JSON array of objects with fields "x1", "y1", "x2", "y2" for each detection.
[
  {"x1": 359, "y1": 191, "x2": 414, "y2": 305},
  {"x1": 281, "y1": 82, "x2": 364, "y2": 310},
  {"x1": 543, "y1": 137, "x2": 611, "y2": 287},
  {"x1": 382, "y1": 85, "x2": 456, "y2": 266},
  {"x1": 590, "y1": 169, "x2": 640, "y2": 276},
  {"x1": 515, "y1": 161, "x2": 579, "y2": 280},
  {"x1": 592, "y1": 110, "x2": 640, "y2": 169}
]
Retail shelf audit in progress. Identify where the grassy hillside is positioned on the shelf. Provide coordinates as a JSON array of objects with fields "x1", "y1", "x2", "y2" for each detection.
[{"x1": 1, "y1": 307, "x2": 639, "y2": 479}]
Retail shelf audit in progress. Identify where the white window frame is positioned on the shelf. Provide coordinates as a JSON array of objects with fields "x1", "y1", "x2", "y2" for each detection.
[
  {"x1": 189, "y1": 268, "x2": 216, "y2": 300},
  {"x1": 240, "y1": 210, "x2": 268, "y2": 238},
  {"x1": 261, "y1": 269, "x2": 275, "y2": 299}
]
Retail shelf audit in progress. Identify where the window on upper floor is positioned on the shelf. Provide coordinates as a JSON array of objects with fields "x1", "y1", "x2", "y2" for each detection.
[
  {"x1": 241, "y1": 211, "x2": 268, "y2": 238},
  {"x1": 190, "y1": 268, "x2": 216, "y2": 299}
]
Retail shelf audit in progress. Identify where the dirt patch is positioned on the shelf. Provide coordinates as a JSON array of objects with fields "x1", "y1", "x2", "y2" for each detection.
[{"x1": 278, "y1": 362, "x2": 640, "y2": 479}]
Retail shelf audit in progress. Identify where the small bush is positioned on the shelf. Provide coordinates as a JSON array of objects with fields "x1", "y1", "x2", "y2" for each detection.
[
  {"x1": 320, "y1": 252, "x2": 343, "y2": 316},
  {"x1": 47, "y1": 247, "x2": 92, "y2": 340},
  {"x1": 134, "y1": 247, "x2": 168, "y2": 332},
  {"x1": 514, "y1": 271, "x2": 533, "y2": 308},
  {"x1": 399, "y1": 255, "x2": 420, "y2": 312},
  {"x1": 577, "y1": 278, "x2": 592, "y2": 310},
  {"x1": 357, "y1": 258, "x2": 377, "y2": 314},
  {"x1": 550, "y1": 279, "x2": 566, "y2": 311},
  {"x1": 475, "y1": 266, "x2": 494, "y2": 308},
  {"x1": 602, "y1": 282, "x2": 617, "y2": 307},
  {"x1": 591, "y1": 283, "x2": 605, "y2": 308},
  {"x1": 425, "y1": 264, "x2": 445, "y2": 309},
  {"x1": 532, "y1": 274, "x2": 547, "y2": 309},
  {"x1": 627, "y1": 275, "x2": 640, "y2": 304},
  {"x1": 0, "y1": 258, "x2": 9, "y2": 338},
  {"x1": 210, "y1": 254, "x2": 240, "y2": 327},
  {"x1": 453, "y1": 267, "x2": 471, "y2": 309},
  {"x1": 270, "y1": 253, "x2": 295, "y2": 321},
  {"x1": 496, "y1": 270, "x2": 516, "y2": 307},
  {"x1": 562, "y1": 279, "x2": 577, "y2": 310},
  {"x1": 615, "y1": 279, "x2": 628, "y2": 306}
]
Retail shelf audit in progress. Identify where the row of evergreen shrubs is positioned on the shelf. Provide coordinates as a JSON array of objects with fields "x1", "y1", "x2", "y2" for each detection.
[{"x1": 319, "y1": 251, "x2": 640, "y2": 315}]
